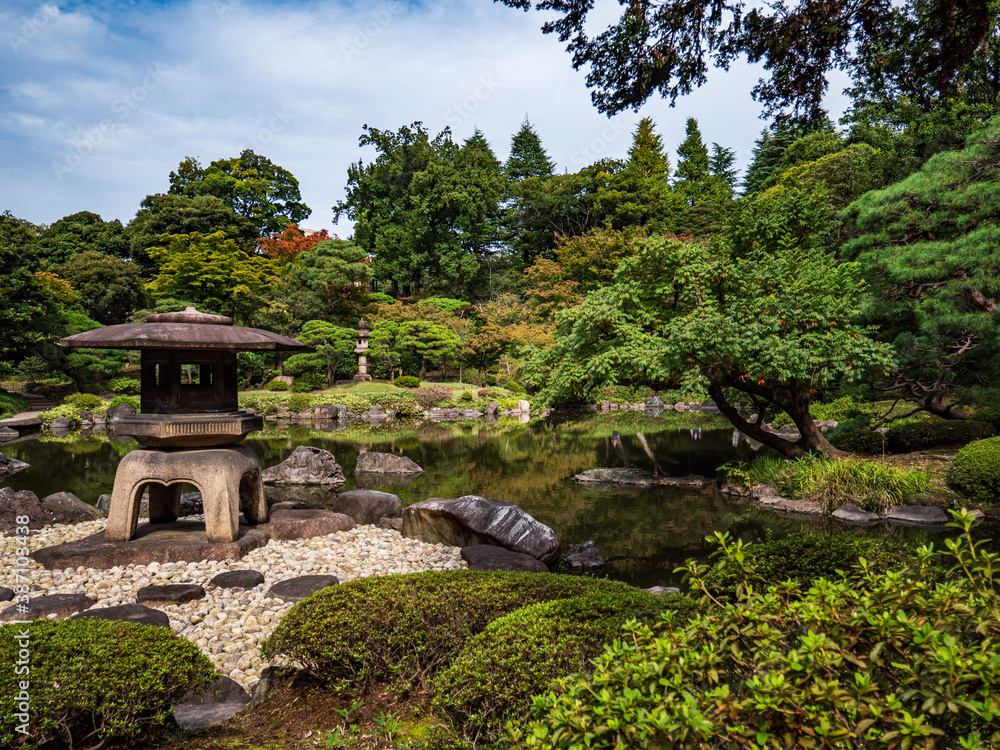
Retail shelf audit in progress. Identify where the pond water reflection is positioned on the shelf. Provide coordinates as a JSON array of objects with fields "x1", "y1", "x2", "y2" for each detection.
[{"x1": 1, "y1": 411, "x2": 946, "y2": 588}]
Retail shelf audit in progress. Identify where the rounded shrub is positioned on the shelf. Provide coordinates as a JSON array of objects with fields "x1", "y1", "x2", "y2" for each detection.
[
  {"x1": 970, "y1": 405, "x2": 1000, "y2": 434},
  {"x1": 265, "y1": 378, "x2": 289, "y2": 392},
  {"x1": 0, "y1": 619, "x2": 216, "y2": 748},
  {"x1": 884, "y1": 418, "x2": 993, "y2": 453},
  {"x1": 64, "y1": 393, "x2": 105, "y2": 414},
  {"x1": 287, "y1": 393, "x2": 313, "y2": 413},
  {"x1": 949, "y1": 436, "x2": 1000, "y2": 504},
  {"x1": 262, "y1": 570, "x2": 637, "y2": 693},
  {"x1": 396, "y1": 375, "x2": 420, "y2": 388},
  {"x1": 108, "y1": 395, "x2": 140, "y2": 412},
  {"x1": 459, "y1": 390, "x2": 473, "y2": 402},
  {"x1": 433, "y1": 590, "x2": 701, "y2": 745},
  {"x1": 830, "y1": 428, "x2": 887, "y2": 454},
  {"x1": 108, "y1": 376, "x2": 140, "y2": 394}
]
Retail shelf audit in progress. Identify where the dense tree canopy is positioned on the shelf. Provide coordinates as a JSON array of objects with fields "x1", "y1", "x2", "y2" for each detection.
[
  {"x1": 168, "y1": 149, "x2": 311, "y2": 236},
  {"x1": 498, "y1": 0, "x2": 996, "y2": 123},
  {"x1": 36, "y1": 211, "x2": 130, "y2": 265},
  {"x1": 55, "y1": 250, "x2": 148, "y2": 326},
  {"x1": 842, "y1": 115, "x2": 1000, "y2": 418}
]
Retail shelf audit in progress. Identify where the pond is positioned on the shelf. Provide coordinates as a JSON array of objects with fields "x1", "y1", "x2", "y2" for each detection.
[{"x1": 0, "y1": 410, "x2": 946, "y2": 588}]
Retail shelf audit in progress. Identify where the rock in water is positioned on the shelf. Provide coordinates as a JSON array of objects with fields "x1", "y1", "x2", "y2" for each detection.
[
  {"x1": 0, "y1": 452, "x2": 29, "y2": 480},
  {"x1": 461, "y1": 545, "x2": 548, "y2": 572},
  {"x1": 355, "y1": 452, "x2": 424, "y2": 474},
  {"x1": 403, "y1": 495, "x2": 560, "y2": 565},
  {"x1": 562, "y1": 540, "x2": 605, "y2": 570},
  {"x1": 330, "y1": 489, "x2": 402, "y2": 525},
  {"x1": 262, "y1": 446, "x2": 345, "y2": 485}
]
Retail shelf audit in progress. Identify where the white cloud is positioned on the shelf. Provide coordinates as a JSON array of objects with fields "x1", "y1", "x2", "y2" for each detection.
[{"x1": 0, "y1": 0, "x2": 850, "y2": 235}]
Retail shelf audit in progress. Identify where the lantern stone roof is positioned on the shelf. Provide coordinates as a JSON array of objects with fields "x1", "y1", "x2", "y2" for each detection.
[{"x1": 59, "y1": 307, "x2": 306, "y2": 352}]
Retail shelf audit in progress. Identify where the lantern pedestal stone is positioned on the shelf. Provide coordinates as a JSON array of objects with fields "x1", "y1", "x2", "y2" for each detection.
[
  {"x1": 353, "y1": 318, "x2": 372, "y2": 381},
  {"x1": 106, "y1": 445, "x2": 266, "y2": 544}
]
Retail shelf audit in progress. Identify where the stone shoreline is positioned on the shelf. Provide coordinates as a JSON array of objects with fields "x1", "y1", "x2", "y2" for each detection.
[{"x1": 0, "y1": 518, "x2": 466, "y2": 691}]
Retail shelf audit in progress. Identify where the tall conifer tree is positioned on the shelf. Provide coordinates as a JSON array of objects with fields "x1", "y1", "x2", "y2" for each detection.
[
  {"x1": 626, "y1": 117, "x2": 670, "y2": 178},
  {"x1": 674, "y1": 118, "x2": 712, "y2": 204},
  {"x1": 504, "y1": 119, "x2": 555, "y2": 181}
]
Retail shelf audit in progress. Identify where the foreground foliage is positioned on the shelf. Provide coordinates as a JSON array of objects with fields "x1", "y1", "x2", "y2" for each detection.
[
  {"x1": 511, "y1": 510, "x2": 1000, "y2": 749},
  {"x1": 0, "y1": 619, "x2": 216, "y2": 749}
]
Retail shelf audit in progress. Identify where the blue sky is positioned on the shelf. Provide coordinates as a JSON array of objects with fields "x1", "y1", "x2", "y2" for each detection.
[{"x1": 0, "y1": 0, "x2": 851, "y2": 236}]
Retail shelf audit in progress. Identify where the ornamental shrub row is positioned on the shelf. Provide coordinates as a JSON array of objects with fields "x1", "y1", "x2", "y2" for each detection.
[
  {"x1": 949, "y1": 436, "x2": 1000, "y2": 504},
  {"x1": 832, "y1": 418, "x2": 993, "y2": 454},
  {"x1": 262, "y1": 571, "x2": 640, "y2": 694}
]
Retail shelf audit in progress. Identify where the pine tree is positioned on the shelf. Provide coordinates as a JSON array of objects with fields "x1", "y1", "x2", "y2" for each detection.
[
  {"x1": 709, "y1": 143, "x2": 739, "y2": 198},
  {"x1": 504, "y1": 119, "x2": 555, "y2": 181},
  {"x1": 674, "y1": 118, "x2": 712, "y2": 204},
  {"x1": 626, "y1": 117, "x2": 670, "y2": 179}
]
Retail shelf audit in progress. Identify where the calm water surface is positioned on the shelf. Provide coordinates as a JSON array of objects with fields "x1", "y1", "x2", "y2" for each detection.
[{"x1": 1, "y1": 411, "x2": 943, "y2": 588}]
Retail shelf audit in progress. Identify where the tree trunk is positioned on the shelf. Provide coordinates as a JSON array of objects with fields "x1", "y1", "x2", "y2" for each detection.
[
  {"x1": 419, "y1": 357, "x2": 427, "y2": 380},
  {"x1": 707, "y1": 383, "x2": 843, "y2": 458}
]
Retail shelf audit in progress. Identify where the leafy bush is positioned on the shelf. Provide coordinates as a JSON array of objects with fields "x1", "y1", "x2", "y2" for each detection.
[
  {"x1": 286, "y1": 393, "x2": 314, "y2": 413},
  {"x1": 498, "y1": 397, "x2": 522, "y2": 410},
  {"x1": 263, "y1": 571, "x2": 635, "y2": 694},
  {"x1": 0, "y1": 619, "x2": 216, "y2": 749},
  {"x1": 511, "y1": 511, "x2": 1000, "y2": 749},
  {"x1": 266, "y1": 378, "x2": 289, "y2": 391},
  {"x1": 885, "y1": 418, "x2": 993, "y2": 453},
  {"x1": 371, "y1": 392, "x2": 421, "y2": 415},
  {"x1": 600, "y1": 384, "x2": 652, "y2": 404},
  {"x1": 64, "y1": 392, "x2": 105, "y2": 415},
  {"x1": 459, "y1": 390, "x2": 473, "y2": 402},
  {"x1": 970, "y1": 406, "x2": 1000, "y2": 434},
  {"x1": 505, "y1": 381, "x2": 527, "y2": 395},
  {"x1": 396, "y1": 375, "x2": 420, "y2": 388},
  {"x1": 239, "y1": 395, "x2": 262, "y2": 412},
  {"x1": 108, "y1": 395, "x2": 140, "y2": 412},
  {"x1": 39, "y1": 404, "x2": 81, "y2": 426},
  {"x1": 830, "y1": 428, "x2": 887, "y2": 453},
  {"x1": 108, "y1": 376, "x2": 140, "y2": 394},
  {"x1": 949, "y1": 436, "x2": 1000, "y2": 505},
  {"x1": 701, "y1": 532, "x2": 918, "y2": 600},
  {"x1": 0, "y1": 388, "x2": 28, "y2": 415},
  {"x1": 433, "y1": 591, "x2": 700, "y2": 746},
  {"x1": 0, "y1": 412, "x2": 11, "y2": 420}
]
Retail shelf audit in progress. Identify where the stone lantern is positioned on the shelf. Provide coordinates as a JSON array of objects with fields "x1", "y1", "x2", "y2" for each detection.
[
  {"x1": 353, "y1": 318, "x2": 372, "y2": 382},
  {"x1": 60, "y1": 307, "x2": 306, "y2": 544}
]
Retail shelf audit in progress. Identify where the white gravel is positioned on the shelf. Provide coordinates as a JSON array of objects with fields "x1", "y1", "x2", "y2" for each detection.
[{"x1": 0, "y1": 518, "x2": 467, "y2": 691}]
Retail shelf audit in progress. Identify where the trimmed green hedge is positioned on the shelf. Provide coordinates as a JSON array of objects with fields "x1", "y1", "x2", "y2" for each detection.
[
  {"x1": 432, "y1": 590, "x2": 700, "y2": 746},
  {"x1": 0, "y1": 619, "x2": 216, "y2": 749},
  {"x1": 830, "y1": 428, "x2": 887, "y2": 454},
  {"x1": 396, "y1": 375, "x2": 420, "y2": 388},
  {"x1": 833, "y1": 420, "x2": 994, "y2": 454},
  {"x1": 262, "y1": 570, "x2": 635, "y2": 694},
  {"x1": 884, "y1": 418, "x2": 993, "y2": 453},
  {"x1": 949, "y1": 436, "x2": 1000, "y2": 505}
]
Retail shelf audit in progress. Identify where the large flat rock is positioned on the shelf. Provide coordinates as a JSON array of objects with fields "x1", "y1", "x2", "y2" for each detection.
[
  {"x1": 574, "y1": 468, "x2": 710, "y2": 487},
  {"x1": 355, "y1": 451, "x2": 423, "y2": 474},
  {"x1": 72, "y1": 603, "x2": 169, "y2": 628},
  {"x1": 264, "y1": 507, "x2": 355, "y2": 540},
  {"x1": 0, "y1": 593, "x2": 95, "y2": 621},
  {"x1": 884, "y1": 505, "x2": 949, "y2": 526},
  {"x1": 30, "y1": 520, "x2": 271, "y2": 570},
  {"x1": 403, "y1": 495, "x2": 560, "y2": 564},
  {"x1": 461, "y1": 545, "x2": 548, "y2": 573},
  {"x1": 262, "y1": 446, "x2": 345, "y2": 485}
]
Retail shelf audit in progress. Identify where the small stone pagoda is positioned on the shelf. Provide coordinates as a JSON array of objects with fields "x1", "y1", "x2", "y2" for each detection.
[
  {"x1": 60, "y1": 308, "x2": 305, "y2": 544},
  {"x1": 353, "y1": 318, "x2": 372, "y2": 382}
]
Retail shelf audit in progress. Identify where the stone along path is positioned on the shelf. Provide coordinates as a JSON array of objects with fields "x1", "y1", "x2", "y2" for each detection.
[{"x1": 0, "y1": 517, "x2": 466, "y2": 691}]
